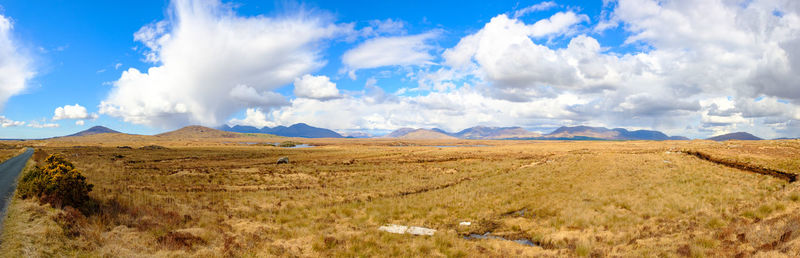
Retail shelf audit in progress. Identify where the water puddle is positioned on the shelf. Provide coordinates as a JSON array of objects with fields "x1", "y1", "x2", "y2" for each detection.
[
  {"x1": 463, "y1": 232, "x2": 536, "y2": 247},
  {"x1": 429, "y1": 145, "x2": 490, "y2": 148},
  {"x1": 389, "y1": 145, "x2": 490, "y2": 148},
  {"x1": 284, "y1": 144, "x2": 314, "y2": 148},
  {"x1": 228, "y1": 142, "x2": 316, "y2": 148}
]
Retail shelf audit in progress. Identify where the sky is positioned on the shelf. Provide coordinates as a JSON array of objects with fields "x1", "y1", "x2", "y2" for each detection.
[{"x1": 0, "y1": 0, "x2": 799, "y2": 139}]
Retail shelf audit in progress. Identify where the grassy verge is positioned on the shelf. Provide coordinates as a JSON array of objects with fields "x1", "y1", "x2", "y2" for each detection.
[
  {"x1": 0, "y1": 198, "x2": 70, "y2": 257},
  {"x1": 0, "y1": 155, "x2": 71, "y2": 257}
]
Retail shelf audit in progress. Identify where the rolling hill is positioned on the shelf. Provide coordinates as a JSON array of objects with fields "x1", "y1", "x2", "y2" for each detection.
[
  {"x1": 220, "y1": 123, "x2": 343, "y2": 138},
  {"x1": 384, "y1": 128, "x2": 417, "y2": 138},
  {"x1": 158, "y1": 126, "x2": 240, "y2": 138},
  {"x1": 707, "y1": 132, "x2": 763, "y2": 141},
  {"x1": 453, "y1": 126, "x2": 540, "y2": 139},
  {"x1": 391, "y1": 129, "x2": 458, "y2": 139},
  {"x1": 65, "y1": 126, "x2": 121, "y2": 137}
]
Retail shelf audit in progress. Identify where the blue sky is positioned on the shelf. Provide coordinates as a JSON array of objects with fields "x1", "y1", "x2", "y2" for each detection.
[{"x1": 0, "y1": 0, "x2": 799, "y2": 139}]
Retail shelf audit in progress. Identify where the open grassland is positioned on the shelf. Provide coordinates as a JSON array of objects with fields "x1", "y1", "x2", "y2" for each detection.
[
  {"x1": 2, "y1": 138, "x2": 800, "y2": 256},
  {"x1": 0, "y1": 143, "x2": 23, "y2": 161}
]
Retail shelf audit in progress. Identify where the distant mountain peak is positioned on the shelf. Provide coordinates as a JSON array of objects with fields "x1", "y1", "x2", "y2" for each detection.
[
  {"x1": 386, "y1": 128, "x2": 457, "y2": 139},
  {"x1": 385, "y1": 128, "x2": 417, "y2": 138},
  {"x1": 707, "y1": 132, "x2": 762, "y2": 141},
  {"x1": 158, "y1": 125, "x2": 239, "y2": 138},
  {"x1": 66, "y1": 125, "x2": 121, "y2": 137}
]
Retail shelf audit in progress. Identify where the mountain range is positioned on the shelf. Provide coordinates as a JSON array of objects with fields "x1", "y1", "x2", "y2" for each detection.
[
  {"x1": 219, "y1": 123, "x2": 343, "y2": 138},
  {"x1": 383, "y1": 128, "x2": 457, "y2": 139},
  {"x1": 56, "y1": 124, "x2": 778, "y2": 141},
  {"x1": 542, "y1": 126, "x2": 690, "y2": 140},
  {"x1": 383, "y1": 125, "x2": 690, "y2": 140}
]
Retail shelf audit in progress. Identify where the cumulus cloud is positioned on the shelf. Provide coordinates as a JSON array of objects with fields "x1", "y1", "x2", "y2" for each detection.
[
  {"x1": 97, "y1": 0, "x2": 800, "y2": 138},
  {"x1": 442, "y1": 13, "x2": 591, "y2": 92},
  {"x1": 342, "y1": 31, "x2": 438, "y2": 78},
  {"x1": 0, "y1": 14, "x2": 34, "y2": 110},
  {"x1": 0, "y1": 115, "x2": 24, "y2": 127},
  {"x1": 419, "y1": 1, "x2": 800, "y2": 138},
  {"x1": 53, "y1": 104, "x2": 98, "y2": 120},
  {"x1": 529, "y1": 11, "x2": 589, "y2": 37},
  {"x1": 76, "y1": 120, "x2": 85, "y2": 126},
  {"x1": 229, "y1": 85, "x2": 290, "y2": 107},
  {"x1": 610, "y1": 0, "x2": 800, "y2": 99},
  {"x1": 229, "y1": 82, "x2": 587, "y2": 133},
  {"x1": 100, "y1": 0, "x2": 342, "y2": 128},
  {"x1": 227, "y1": 107, "x2": 276, "y2": 128},
  {"x1": 293, "y1": 74, "x2": 340, "y2": 100}
]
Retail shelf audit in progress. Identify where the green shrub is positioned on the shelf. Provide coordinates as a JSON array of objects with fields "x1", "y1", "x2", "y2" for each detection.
[
  {"x1": 18, "y1": 154, "x2": 93, "y2": 209},
  {"x1": 278, "y1": 141, "x2": 299, "y2": 147}
]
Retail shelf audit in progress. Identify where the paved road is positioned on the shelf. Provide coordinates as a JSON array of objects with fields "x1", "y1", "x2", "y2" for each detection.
[{"x1": 0, "y1": 148, "x2": 34, "y2": 227}]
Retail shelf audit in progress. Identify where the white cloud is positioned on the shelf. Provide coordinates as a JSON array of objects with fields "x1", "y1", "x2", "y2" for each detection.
[
  {"x1": 229, "y1": 84, "x2": 290, "y2": 107},
  {"x1": 514, "y1": 1, "x2": 557, "y2": 18},
  {"x1": 363, "y1": 19, "x2": 406, "y2": 36},
  {"x1": 231, "y1": 84, "x2": 587, "y2": 133},
  {"x1": 529, "y1": 11, "x2": 588, "y2": 37},
  {"x1": 227, "y1": 108, "x2": 276, "y2": 128},
  {"x1": 53, "y1": 104, "x2": 98, "y2": 120},
  {"x1": 342, "y1": 32, "x2": 438, "y2": 78},
  {"x1": 76, "y1": 120, "x2": 85, "y2": 126},
  {"x1": 100, "y1": 0, "x2": 343, "y2": 128},
  {"x1": 133, "y1": 20, "x2": 171, "y2": 63},
  {"x1": 27, "y1": 121, "x2": 59, "y2": 128},
  {"x1": 442, "y1": 13, "x2": 590, "y2": 92},
  {"x1": 99, "y1": 0, "x2": 800, "y2": 138},
  {"x1": 0, "y1": 14, "x2": 34, "y2": 110},
  {"x1": 0, "y1": 116, "x2": 24, "y2": 127},
  {"x1": 293, "y1": 74, "x2": 340, "y2": 100},
  {"x1": 425, "y1": 1, "x2": 800, "y2": 138}
]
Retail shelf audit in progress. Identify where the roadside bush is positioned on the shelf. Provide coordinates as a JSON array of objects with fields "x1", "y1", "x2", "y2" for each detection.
[{"x1": 18, "y1": 154, "x2": 93, "y2": 209}]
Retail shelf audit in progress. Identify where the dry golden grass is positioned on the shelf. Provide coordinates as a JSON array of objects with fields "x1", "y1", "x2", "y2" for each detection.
[
  {"x1": 2, "y1": 137, "x2": 800, "y2": 256},
  {"x1": 687, "y1": 139, "x2": 800, "y2": 173},
  {"x1": 0, "y1": 143, "x2": 24, "y2": 161}
]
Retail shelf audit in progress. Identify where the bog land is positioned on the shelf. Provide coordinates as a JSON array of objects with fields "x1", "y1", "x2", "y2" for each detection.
[{"x1": 1, "y1": 134, "x2": 800, "y2": 257}]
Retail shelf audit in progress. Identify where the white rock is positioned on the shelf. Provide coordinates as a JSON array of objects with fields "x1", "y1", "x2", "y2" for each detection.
[
  {"x1": 378, "y1": 224, "x2": 408, "y2": 234},
  {"x1": 378, "y1": 224, "x2": 436, "y2": 236},
  {"x1": 459, "y1": 221, "x2": 471, "y2": 226},
  {"x1": 407, "y1": 226, "x2": 436, "y2": 236}
]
